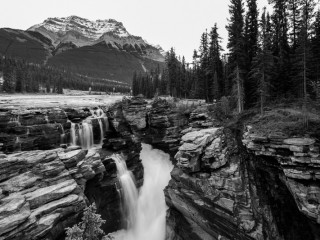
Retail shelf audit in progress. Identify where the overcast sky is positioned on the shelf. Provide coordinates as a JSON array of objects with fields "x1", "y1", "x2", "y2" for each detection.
[{"x1": 0, "y1": 0, "x2": 271, "y2": 62}]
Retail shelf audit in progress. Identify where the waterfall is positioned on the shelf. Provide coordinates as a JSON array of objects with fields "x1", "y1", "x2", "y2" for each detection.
[
  {"x1": 98, "y1": 118, "x2": 104, "y2": 145},
  {"x1": 113, "y1": 154, "x2": 139, "y2": 229},
  {"x1": 112, "y1": 143, "x2": 173, "y2": 240},
  {"x1": 70, "y1": 122, "x2": 77, "y2": 146},
  {"x1": 79, "y1": 121, "x2": 94, "y2": 150},
  {"x1": 14, "y1": 137, "x2": 21, "y2": 151},
  {"x1": 59, "y1": 124, "x2": 65, "y2": 143},
  {"x1": 68, "y1": 108, "x2": 107, "y2": 149}
]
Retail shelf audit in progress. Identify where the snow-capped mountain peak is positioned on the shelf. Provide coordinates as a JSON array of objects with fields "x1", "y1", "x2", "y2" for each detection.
[
  {"x1": 28, "y1": 16, "x2": 130, "y2": 40},
  {"x1": 27, "y1": 15, "x2": 165, "y2": 62}
]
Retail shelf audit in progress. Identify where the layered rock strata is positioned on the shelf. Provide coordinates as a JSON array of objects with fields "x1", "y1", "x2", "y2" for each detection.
[
  {"x1": 0, "y1": 146, "x2": 105, "y2": 240},
  {"x1": 165, "y1": 106, "x2": 320, "y2": 240},
  {"x1": 0, "y1": 107, "x2": 105, "y2": 153},
  {"x1": 146, "y1": 98, "x2": 188, "y2": 154},
  {"x1": 86, "y1": 98, "x2": 144, "y2": 232},
  {"x1": 243, "y1": 126, "x2": 320, "y2": 237},
  {"x1": 0, "y1": 98, "x2": 145, "y2": 239}
]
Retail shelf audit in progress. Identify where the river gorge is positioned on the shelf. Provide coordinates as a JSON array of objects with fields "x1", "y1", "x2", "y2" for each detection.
[{"x1": 0, "y1": 95, "x2": 319, "y2": 240}]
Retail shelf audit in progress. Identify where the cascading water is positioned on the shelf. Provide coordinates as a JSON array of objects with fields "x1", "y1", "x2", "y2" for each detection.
[
  {"x1": 112, "y1": 143, "x2": 173, "y2": 240},
  {"x1": 114, "y1": 154, "x2": 139, "y2": 229},
  {"x1": 59, "y1": 124, "x2": 65, "y2": 143},
  {"x1": 69, "y1": 108, "x2": 108, "y2": 149},
  {"x1": 70, "y1": 122, "x2": 77, "y2": 146},
  {"x1": 98, "y1": 118, "x2": 104, "y2": 145},
  {"x1": 79, "y1": 121, "x2": 94, "y2": 150},
  {"x1": 14, "y1": 136, "x2": 21, "y2": 151}
]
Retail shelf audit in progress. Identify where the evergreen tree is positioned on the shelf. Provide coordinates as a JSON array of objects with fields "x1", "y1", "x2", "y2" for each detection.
[
  {"x1": 208, "y1": 24, "x2": 224, "y2": 101},
  {"x1": 198, "y1": 31, "x2": 210, "y2": 102},
  {"x1": 232, "y1": 65, "x2": 244, "y2": 113},
  {"x1": 311, "y1": 9, "x2": 320, "y2": 100},
  {"x1": 226, "y1": 0, "x2": 245, "y2": 112},
  {"x1": 250, "y1": 7, "x2": 274, "y2": 115},
  {"x1": 244, "y1": 0, "x2": 259, "y2": 106},
  {"x1": 270, "y1": 0, "x2": 291, "y2": 98},
  {"x1": 288, "y1": 0, "x2": 301, "y2": 50}
]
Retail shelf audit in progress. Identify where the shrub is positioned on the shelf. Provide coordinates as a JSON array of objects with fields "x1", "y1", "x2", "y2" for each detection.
[{"x1": 66, "y1": 203, "x2": 106, "y2": 240}]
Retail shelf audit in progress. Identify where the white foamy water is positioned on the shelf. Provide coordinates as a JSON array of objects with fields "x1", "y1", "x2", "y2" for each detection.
[
  {"x1": 79, "y1": 121, "x2": 94, "y2": 150},
  {"x1": 112, "y1": 143, "x2": 173, "y2": 240},
  {"x1": 114, "y1": 154, "x2": 139, "y2": 229},
  {"x1": 98, "y1": 118, "x2": 104, "y2": 144},
  {"x1": 69, "y1": 109, "x2": 108, "y2": 149}
]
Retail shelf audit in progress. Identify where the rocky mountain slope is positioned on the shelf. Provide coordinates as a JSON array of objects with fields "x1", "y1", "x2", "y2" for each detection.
[{"x1": 0, "y1": 16, "x2": 165, "y2": 84}]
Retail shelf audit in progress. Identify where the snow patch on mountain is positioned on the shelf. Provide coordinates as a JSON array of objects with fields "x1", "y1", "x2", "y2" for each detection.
[
  {"x1": 28, "y1": 15, "x2": 165, "y2": 62},
  {"x1": 28, "y1": 16, "x2": 130, "y2": 40}
]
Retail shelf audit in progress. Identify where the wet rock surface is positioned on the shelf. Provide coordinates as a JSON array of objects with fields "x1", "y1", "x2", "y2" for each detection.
[{"x1": 0, "y1": 107, "x2": 108, "y2": 153}]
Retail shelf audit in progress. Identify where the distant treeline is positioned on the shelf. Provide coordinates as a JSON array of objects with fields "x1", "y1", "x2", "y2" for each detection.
[
  {"x1": 132, "y1": 0, "x2": 320, "y2": 114},
  {"x1": 0, "y1": 57, "x2": 131, "y2": 94}
]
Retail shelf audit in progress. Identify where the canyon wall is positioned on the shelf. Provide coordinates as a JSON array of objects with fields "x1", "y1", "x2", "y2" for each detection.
[
  {"x1": 164, "y1": 105, "x2": 320, "y2": 240},
  {"x1": 1, "y1": 96, "x2": 320, "y2": 240},
  {"x1": 0, "y1": 99, "x2": 145, "y2": 239},
  {"x1": 0, "y1": 107, "x2": 108, "y2": 153}
]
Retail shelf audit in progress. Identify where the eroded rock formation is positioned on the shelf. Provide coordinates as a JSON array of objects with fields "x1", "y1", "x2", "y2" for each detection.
[
  {"x1": 0, "y1": 107, "x2": 106, "y2": 153},
  {"x1": 2, "y1": 97, "x2": 320, "y2": 240},
  {"x1": 165, "y1": 106, "x2": 320, "y2": 240},
  {"x1": 0, "y1": 98, "x2": 145, "y2": 239},
  {"x1": 243, "y1": 127, "x2": 320, "y2": 237},
  {"x1": 0, "y1": 146, "x2": 105, "y2": 240}
]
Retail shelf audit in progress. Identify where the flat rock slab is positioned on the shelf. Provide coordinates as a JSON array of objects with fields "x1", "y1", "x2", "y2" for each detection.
[{"x1": 283, "y1": 138, "x2": 315, "y2": 146}]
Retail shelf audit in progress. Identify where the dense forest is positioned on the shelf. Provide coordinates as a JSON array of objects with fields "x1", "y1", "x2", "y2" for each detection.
[
  {"x1": 0, "y1": 57, "x2": 131, "y2": 94},
  {"x1": 132, "y1": 0, "x2": 320, "y2": 114}
]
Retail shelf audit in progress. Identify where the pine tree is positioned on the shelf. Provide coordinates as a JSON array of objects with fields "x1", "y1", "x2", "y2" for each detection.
[
  {"x1": 250, "y1": 7, "x2": 274, "y2": 115},
  {"x1": 232, "y1": 65, "x2": 244, "y2": 113},
  {"x1": 270, "y1": 0, "x2": 291, "y2": 98},
  {"x1": 208, "y1": 24, "x2": 223, "y2": 101},
  {"x1": 288, "y1": 0, "x2": 301, "y2": 50},
  {"x1": 198, "y1": 31, "x2": 210, "y2": 102},
  {"x1": 311, "y1": 9, "x2": 320, "y2": 100},
  {"x1": 295, "y1": 0, "x2": 316, "y2": 127},
  {"x1": 244, "y1": 0, "x2": 259, "y2": 106},
  {"x1": 226, "y1": 0, "x2": 245, "y2": 112}
]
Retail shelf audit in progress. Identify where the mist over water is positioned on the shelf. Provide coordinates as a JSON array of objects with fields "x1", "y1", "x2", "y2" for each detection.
[{"x1": 114, "y1": 143, "x2": 173, "y2": 240}]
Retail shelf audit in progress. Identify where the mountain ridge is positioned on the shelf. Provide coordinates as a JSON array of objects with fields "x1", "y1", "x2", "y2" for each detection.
[
  {"x1": 28, "y1": 15, "x2": 165, "y2": 60},
  {"x1": 0, "y1": 15, "x2": 166, "y2": 84}
]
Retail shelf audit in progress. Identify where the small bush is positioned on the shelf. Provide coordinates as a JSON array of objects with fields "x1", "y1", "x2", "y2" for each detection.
[{"x1": 66, "y1": 203, "x2": 106, "y2": 240}]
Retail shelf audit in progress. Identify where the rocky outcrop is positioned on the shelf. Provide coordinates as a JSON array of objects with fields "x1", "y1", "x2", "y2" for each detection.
[
  {"x1": 85, "y1": 98, "x2": 144, "y2": 232},
  {"x1": 146, "y1": 98, "x2": 188, "y2": 154},
  {"x1": 166, "y1": 127, "x2": 273, "y2": 240},
  {"x1": 0, "y1": 99, "x2": 146, "y2": 239},
  {"x1": 0, "y1": 146, "x2": 106, "y2": 240},
  {"x1": 243, "y1": 126, "x2": 320, "y2": 236},
  {"x1": 165, "y1": 106, "x2": 320, "y2": 240},
  {"x1": 0, "y1": 107, "x2": 104, "y2": 153}
]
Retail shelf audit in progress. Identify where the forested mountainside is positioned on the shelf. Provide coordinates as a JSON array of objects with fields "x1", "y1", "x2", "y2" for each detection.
[{"x1": 0, "y1": 16, "x2": 165, "y2": 92}]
